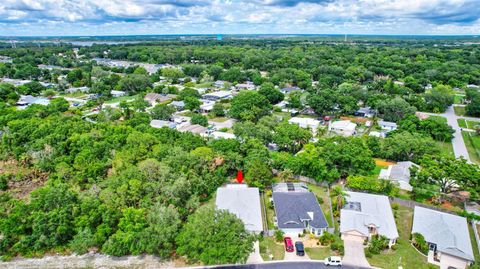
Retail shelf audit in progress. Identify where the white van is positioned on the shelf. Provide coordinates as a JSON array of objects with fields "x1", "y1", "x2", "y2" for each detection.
[{"x1": 324, "y1": 256, "x2": 342, "y2": 266}]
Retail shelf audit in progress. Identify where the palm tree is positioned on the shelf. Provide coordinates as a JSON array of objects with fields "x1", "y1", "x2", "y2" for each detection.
[
  {"x1": 330, "y1": 185, "x2": 349, "y2": 213},
  {"x1": 278, "y1": 169, "x2": 293, "y2": 182}
]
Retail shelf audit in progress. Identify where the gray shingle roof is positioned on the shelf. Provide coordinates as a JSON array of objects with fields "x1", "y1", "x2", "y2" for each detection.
[
  {"x1": 216, "y1": 184, "x2": 263, "y2": 233},
  {"x1": 389, "y1": 161, "x2": 418, "y2": 183},
  {"x1": 412, "y1": 206, "x2": 474, "y2": 261},
  {"x1": 273, "y1": 192, "x2": 328, "y2": 230}
]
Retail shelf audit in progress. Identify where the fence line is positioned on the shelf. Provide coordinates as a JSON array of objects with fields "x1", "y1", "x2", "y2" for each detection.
[{"x1": 389, "y1": 196, "x2": 461, "y2": 216}]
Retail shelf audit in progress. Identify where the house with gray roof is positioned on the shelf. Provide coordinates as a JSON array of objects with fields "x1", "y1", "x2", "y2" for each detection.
[
  {"x1": 379, "y1": 161, "x2": 419, "y2": 191},
  {"x1": 216, "y1": 184, "x2": 263, "y2": 233},
  {"x1": 340, "y1": 191, "x2": 398, "y2": 247},
  {"x1": 412, "y1": 206, "x2": 474, "y2": 269},
  {"x1": 272, "y1": 185, "x2": 328, "y2": 236},
  {"x1": 378, "y1": 120, "x2": 398, "y2": 132}
]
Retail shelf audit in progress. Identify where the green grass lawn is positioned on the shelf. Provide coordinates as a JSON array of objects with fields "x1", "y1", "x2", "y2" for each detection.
[
  {"x1": 209, "y1": 117, "x2": 228, "y2": 122},
  {"x1": 457, "y1": 119, "x2": 480, "y2": 129},
  {"x1": 305, "y1": 247, "x2": 334, "y2": 260},
  {"x1": 462, "y1": 131, "x2": 480, "y2": 164},
  {"x1": 263, "y1": 193, "x2": 276, "y2": 230},
  {"x1": 454, "y1": 94, "x2": 465, "y2": 104},
  {"x1": 468, "y1": 224, "x2": 480, "y2": 263},
  {"x1": 272, "y1": 111, "x2": 292, "y2": 120},
  {"x1": 105, "y1": 94, "x2": 138, "y2": 104},
  {"x1": 454, "y1": 106, "x2": 466, "y2": 116},
  {"x1": 195, "y1": 82, "x2": 213, "y2": 88},
  {"x1": 367, "y1": 206, "x2": 432, "y2": 269},
  {"x1": 434, "y1": 140, "x2": 455, "y2": 157},
  {"x1": 307, "y1": 184, "x2": 334, "y2": 228},
  {"x1": 259, "y1": 237, "x2": 285, "y2": 261}
]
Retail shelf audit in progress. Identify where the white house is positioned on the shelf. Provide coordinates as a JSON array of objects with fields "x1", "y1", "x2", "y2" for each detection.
[
  {"x1": 288, "y1": 117, "x2": 321, "y2": 135},
  {"x1": 211, "y1": 131, "x2": 236, "y2": 140},
  {"x1": 340, "y1": 192, "x2": 399, "y2": 247},
  {"x1": 235, "y1": 82, "x2": 255, "y2": 91},
  {"x1": 202, "y1": 91, "x2": 232, "y2": 101},
  {"x1": 65, "y1": 86, "x2": 90, "y2": 94},
  {"x1": 328, "y1": 120, "x2": 356, "y2": 136},
  {"x1": 149, "y1": 120, "x2": 177, "y2": 129},
  {"x1": 412, "y1": 207, "x2": 474, "y2": 269},
  {"x1": 379, "y1": 161, "x2": 419, "y2": 191},
  {"x1": 216, "y1": 184, "x2": 263, "y2": 233},
  {"x1": 378, "y1": 120, "x2": 398, "y2": 132},
  {"x1": 110, "y1": 90, "x2": 126, "y2": 97}
]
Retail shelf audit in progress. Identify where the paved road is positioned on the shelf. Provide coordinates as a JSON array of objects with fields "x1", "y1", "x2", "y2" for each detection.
[
  {"x1": 202, "y1": 261, "x2": 367, "y2": 269},
  {"x1": 443, "y1": 106, "x2": 470, "y2": 161},
  {"x1": 422, "y1": 106, "x2": 470, "y2": 161}
]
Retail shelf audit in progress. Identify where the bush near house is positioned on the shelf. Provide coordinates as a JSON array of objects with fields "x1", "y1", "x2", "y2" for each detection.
[{"x1": 412, "y1": 232, "x2": 429, "y2": 255}]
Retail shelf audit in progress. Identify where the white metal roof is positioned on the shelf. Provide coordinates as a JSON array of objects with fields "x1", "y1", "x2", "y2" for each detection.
[
  {"x1": 412, "y1": 206, "x2": 474, "y2": 261},
  {"x1": 340, "y1": 191, "x2": 399, "y2": 240},
  {"x1": 215, "y1": 184, "x2": 263, "y2": 233}
]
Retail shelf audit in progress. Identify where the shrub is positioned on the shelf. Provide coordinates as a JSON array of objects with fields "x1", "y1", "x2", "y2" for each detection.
[
  {"x1": 319, "y1": 232, "x2": 335, "y2": 246},
  {"x1": 0, "y1": 174, "x2": 10, "y2": 191},
  {"x1": 368, "y1": 235, "x2": 389, "y2": 255},
  {"x1": 412, "y1": 232, "x2": 429, "y2": 255},
  {"x1": 330, "y1": 241, "x2": 344, "y2": 255},
  {"x1": 274, "y1": 229, "x2": 284, "y2": 242}
]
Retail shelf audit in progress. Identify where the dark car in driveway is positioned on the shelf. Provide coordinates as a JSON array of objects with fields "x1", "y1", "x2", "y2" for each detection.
[{"x1": 295, "y1": 241, "x2": 305, "y2": 256}]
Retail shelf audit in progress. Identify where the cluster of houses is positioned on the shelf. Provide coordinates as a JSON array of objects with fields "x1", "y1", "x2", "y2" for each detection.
[
  {"x1": 92, "y1": 57, "x2": 176, "y2": 75},
  {"x1": 214, "y1": 182, "x2": 475, "y2": 269}
]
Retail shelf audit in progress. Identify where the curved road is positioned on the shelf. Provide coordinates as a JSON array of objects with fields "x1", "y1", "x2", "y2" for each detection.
[{"x1": 198, "y1": 261, "x2": 368, "y2": 269}]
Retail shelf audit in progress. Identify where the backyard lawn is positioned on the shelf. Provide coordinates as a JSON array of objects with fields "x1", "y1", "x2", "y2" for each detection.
[
  {"x1": 434, "y1": 140, "x2": 455, "y2": 157},
  {"x1": 454, "y1": 106, "x2": 466, "y2": 116},
  {"x1": 263, "y1": 193, "x2": 276, "y2": 230},
  {"x1": 305, "y1": 247, "x2": 334, "y2": 260},
  {"x1": 367, "y1": 206, "x2": 432, "y2": 269},
  {"x1": 454, "y1": 94, "x2": 465, "y2": 104},
  {"x1": 468, "y1": 224, "x2": 480, "y2": 263},
  {"x1": 462, "y1": 131, "x2": 480, "y2": 164},
  {"x1": 259, "y1": 237, "x2": 285, "y2": 261},
  {"x1": 307, "y1": 184, "x2": 334, "y2": 228},
  {"x1": 272, "y1": 111, "x2": 292, "y2": 120},
  {"x1": 104, "y1": 94, "x2": 138, "y2": 104}
]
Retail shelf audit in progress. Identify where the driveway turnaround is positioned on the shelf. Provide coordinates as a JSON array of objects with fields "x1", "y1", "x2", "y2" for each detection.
[{"x1": 342, "y1": 236, "x2": 370, "y2": 268}]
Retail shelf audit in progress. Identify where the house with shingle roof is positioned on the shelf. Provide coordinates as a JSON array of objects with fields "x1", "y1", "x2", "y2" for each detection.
[
  {"x1": 272, "y1": 183, "x2": 328, "y2": 236},
  {"x1": 379, "y1": 161, "x2": 419, "y2": 191},
  {"x1": 412, "y1": 206, "x2": 474, "y2": 269}
]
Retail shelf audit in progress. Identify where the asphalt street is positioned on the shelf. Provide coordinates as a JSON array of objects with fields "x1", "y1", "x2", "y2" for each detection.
[{"x1": 200, "y1": 261, "x2": 368, "y2": 269}]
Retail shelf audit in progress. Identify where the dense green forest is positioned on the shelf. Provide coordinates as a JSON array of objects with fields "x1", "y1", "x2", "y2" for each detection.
[{"x1": 0, "y1": 39, "x2": 480, "y2": 263}]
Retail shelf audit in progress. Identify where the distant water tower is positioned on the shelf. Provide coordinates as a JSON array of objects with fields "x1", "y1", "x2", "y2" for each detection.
[{"x1": 217, "y1": 34, "x2": 223, "y2": 41}]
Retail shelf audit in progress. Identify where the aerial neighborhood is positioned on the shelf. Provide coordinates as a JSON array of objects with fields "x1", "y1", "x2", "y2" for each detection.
[{"x1": 0, "y1": 36, "x2": 479, "y2": 269}]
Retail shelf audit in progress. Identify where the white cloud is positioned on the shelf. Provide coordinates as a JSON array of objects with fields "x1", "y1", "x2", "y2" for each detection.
[{"x1": 0, "y1": 0, "x2": 479, "y2": 35}]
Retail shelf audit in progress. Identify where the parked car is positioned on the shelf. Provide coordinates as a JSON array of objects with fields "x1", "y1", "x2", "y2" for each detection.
[
  {"x1": 284, "y1": 237, "x2": 294, "y2": 252},
  {"x1": 295, "y1": 241, "x2": 304, "y2": 256},
  {"x1": 324, "y1": 256, "x2": 342, "y2": 266}
]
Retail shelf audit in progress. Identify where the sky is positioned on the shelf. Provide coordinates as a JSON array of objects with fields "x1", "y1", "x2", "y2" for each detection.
[{"x1": 0, "y1": 0, "x2": 480, "y2": 36}]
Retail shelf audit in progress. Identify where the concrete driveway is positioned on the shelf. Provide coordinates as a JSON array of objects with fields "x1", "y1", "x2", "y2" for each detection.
[
  {"x1": 246, "y1": 241, "x2": 264, "y2": 264},
  {"x1": 342, "y1": 236, "x2": 370, "y2": 268}
]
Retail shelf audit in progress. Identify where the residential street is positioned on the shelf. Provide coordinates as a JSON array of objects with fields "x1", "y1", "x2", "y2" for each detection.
[
  {"x1": 204, "y1": 261, "x2": 366, "y2": 269},
  {"x1": 422, "y1": 105, "x2": 472, "y2": 161}
]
